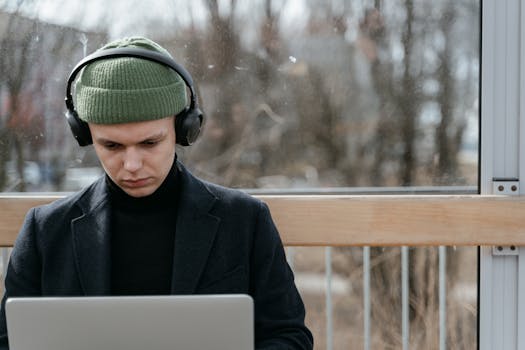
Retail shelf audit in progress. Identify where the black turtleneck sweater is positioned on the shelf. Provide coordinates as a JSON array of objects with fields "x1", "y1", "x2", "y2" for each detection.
[{"x1": 106, "y1": 161, "x2": 180, "y2": 296}]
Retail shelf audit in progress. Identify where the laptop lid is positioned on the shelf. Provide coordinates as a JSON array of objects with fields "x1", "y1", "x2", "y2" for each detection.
[{"x1": 6, "y1": 294, "x2": 253, "y2": 350}]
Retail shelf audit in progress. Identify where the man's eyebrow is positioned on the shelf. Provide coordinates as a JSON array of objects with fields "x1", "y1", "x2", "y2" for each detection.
[
  {"x1": 94, "y1": 137, "x2": 120, "y2": 145},
  {"x1": 139, "y1": 132, "x2": 167, "y2": 142},
  {"x1": 94, "y1": 132, "x2": 167, "y2": 145}
]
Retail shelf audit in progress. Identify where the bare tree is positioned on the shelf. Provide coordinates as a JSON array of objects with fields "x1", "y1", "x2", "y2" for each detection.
[
  {"x1": 0, "y1": 10, "x2": 43, "y2": 191},
  {"x1": 397, "y1": 0, "x2": 420, "y2": 186},
  {"x1": 433, "y1": 1, "x2": 466, "y2": 185}
]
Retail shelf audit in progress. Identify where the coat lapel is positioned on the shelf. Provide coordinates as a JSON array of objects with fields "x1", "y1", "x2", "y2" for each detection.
[
  {"x1": 171, "y1": 162, "x2": 220, "y2": 294},
  {"x1": 69, "y1": 163, "x2": 220, "y2": 296},
  {"x1": 71, "y1": 178, "x2": 112, "y2": 295}
]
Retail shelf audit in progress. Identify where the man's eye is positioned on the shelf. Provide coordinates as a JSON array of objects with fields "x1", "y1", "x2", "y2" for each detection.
[
  {"x1": 103, "y1": 142, "x2": 121, "y2": 150},
  {"x1": 142, "y1": 140, "x2": 159, "y2": 147}
]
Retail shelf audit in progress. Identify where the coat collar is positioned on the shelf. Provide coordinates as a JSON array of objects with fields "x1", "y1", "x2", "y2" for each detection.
[
  {"x1": 170, "y1": 161, "x2": 220, "y2": 294},
  {"x1": 71, "y1": 160, "x2": 220, "y2": 296},
  {"x1": 71, "y1": 177, "x2": 112, "y2": 296}
]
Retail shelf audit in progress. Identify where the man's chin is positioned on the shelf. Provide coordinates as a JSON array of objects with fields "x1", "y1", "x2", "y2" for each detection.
[{"x1": 121, "y1": 184, "x2": 158, "y2": 198}]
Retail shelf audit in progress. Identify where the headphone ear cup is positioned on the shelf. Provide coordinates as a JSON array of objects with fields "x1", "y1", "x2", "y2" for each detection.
[
  {"x1": 175, "y1": 107, "x2": 203, "y2": 146},
  {"x1": 66, "y1": 109, "x2": 93, "y2": 146}
]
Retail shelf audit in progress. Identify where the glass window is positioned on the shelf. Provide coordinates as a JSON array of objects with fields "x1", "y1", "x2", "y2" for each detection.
[
  {"x1": 0, "y1": 0, "x2": 478, "y2": 192},
  {"x1": 0, "y1": 1, "x2": 480, "y2": 349}
]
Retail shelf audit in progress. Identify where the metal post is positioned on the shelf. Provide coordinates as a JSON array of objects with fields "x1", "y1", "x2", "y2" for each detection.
[
  {"x1": 286, "y1": 247, "x2": 295, "y2": 271},
  {"x1": 363, "y1": 246, "x2": 371, "y2": 350},
  {"x1": 401, "y1": 246, "x2": 409, "y2": 350},
  {"x1": 325, "y1": 247, "x2": 333, "y2": 350},
  {"x1": 439, "y1": 246, "x2": 447, "y2": 350}
]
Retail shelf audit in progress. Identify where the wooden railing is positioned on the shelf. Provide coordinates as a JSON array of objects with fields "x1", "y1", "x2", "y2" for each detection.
[
  {"x1": 1, "y1": 194, "x2": 524, "y2": 247},
  {"x1": 1, "y1": 193, "x2": 520, "y2": 350}
]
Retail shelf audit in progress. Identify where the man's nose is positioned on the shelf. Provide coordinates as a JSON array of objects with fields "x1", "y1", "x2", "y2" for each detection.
[{"x1": 123, "y1": 148, "x2": 143, "y2": 172}]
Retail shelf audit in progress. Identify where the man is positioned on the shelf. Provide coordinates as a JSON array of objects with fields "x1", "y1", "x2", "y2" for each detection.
[{"x1": 0, "y1": 36, "x2": 313, "y2": 349}]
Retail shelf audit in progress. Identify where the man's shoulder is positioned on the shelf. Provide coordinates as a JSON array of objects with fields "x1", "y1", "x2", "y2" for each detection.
[
  {"x1": 32, "y1": 177, "x2": 105, "y2": 219},
  {"x1": 187, "y1": 176, "x2": 267, "y2": 220},
  {"x1": 178, "y1": 161, "x2": 262, "y2": 209},
  {"x1": 202, "y1": 180, "x2": 258, "y2": 204}
]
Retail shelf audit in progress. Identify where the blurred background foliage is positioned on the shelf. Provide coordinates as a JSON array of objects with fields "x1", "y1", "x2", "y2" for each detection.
[{"x1": 0, "y1": 0, "x2": 479, "y2": 193}]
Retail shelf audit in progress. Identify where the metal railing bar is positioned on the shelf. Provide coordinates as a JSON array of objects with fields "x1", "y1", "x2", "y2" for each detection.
[
  {"x1": 0, "y1": 185, "x2": 478, "y2": 198},
  {"x1": 1, "y1": 248, "x2": 9, "y2": 299},
  {"x1": 1, "y1": 249, "x2": 8, "y2": 277},
  {"x1": 325, "y1": 247, "x2": 333, "y2": 350},
  {"x1": 286, "y1": 247, "x2": 295, "y2": 271},
  {"x1": 402, "y1": 246, "x2": 410, "y2": 350},
  {"x1": 439, "y1": 246, "x2": 447, "y2": 350},
  {"x1": 364, "y1": 246, "x2": 371, "y2": 350},
  {"x1": 245, "y1": 186, "x2": 478, "y2": 196}
]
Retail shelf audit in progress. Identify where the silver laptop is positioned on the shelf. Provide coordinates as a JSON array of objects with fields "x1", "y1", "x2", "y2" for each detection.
[{"x1": 6, "y1": 294, "x2": 253, "y2": 350}]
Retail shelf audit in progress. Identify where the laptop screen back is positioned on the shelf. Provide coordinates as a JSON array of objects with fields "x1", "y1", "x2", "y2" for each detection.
[{"x1": 6, "y1": 294, "x2": 253, "y2": 350}]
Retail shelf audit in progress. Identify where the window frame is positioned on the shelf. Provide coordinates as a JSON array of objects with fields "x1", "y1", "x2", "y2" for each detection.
[{"x1": 2, "y1": 0, "x2": 524, "y2": 348}]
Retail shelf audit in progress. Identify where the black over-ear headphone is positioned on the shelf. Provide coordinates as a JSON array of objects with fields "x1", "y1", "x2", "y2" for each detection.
[{"x1": 65, "y1": 47, "x2": 203, "y2": 147}]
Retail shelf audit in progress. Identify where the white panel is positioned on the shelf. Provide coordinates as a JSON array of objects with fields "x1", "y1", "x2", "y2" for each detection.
[
  {"x1": 518, "y1": 0, "x2": 525, "y2": 347},
  {"x1": 481, "y1": 253, "x2": 518, "y2": 350},
  {"x1": 479, "y1": 0, "x2": 497, "y2": 346},
  {"x1": 491, "y1": 0, "x2": 506, "y2": 176},
  {"x1": 518, "y1": 250, "x2": 525, "y2": 349},
  {"x1": 491, "y1": 257, "x2": 505, "y2": 347},
  {"x1": 480, "y1": 0, "x2": 496, "y2": 194},
  {"x1": 480, "y1": 0, "x2": 523, "y2": 349},
  {"x1": 502, "y1": 257, "x2": 518, "y2": 349},
  {"x1": 521, "y1": 0, "x2": 525, "y2": 197},
  {"x1": 504, "y1": 0, "x2": 520, "y2": 176}
]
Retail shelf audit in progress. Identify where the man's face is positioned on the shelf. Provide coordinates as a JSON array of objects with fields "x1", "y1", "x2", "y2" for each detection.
[{"x1": 89, "y1": 116, "x2": 176, "y2": 198}]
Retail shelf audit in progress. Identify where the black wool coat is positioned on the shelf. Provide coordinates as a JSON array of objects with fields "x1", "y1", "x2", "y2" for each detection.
[{"x1": 0, "y1": 161, "x2": 313, "y2": 349}]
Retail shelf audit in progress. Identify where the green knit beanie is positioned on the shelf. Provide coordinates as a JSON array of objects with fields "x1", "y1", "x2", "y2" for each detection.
[{"x1": 74, "y1": 36, "x2": 187, "y2": 124}]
